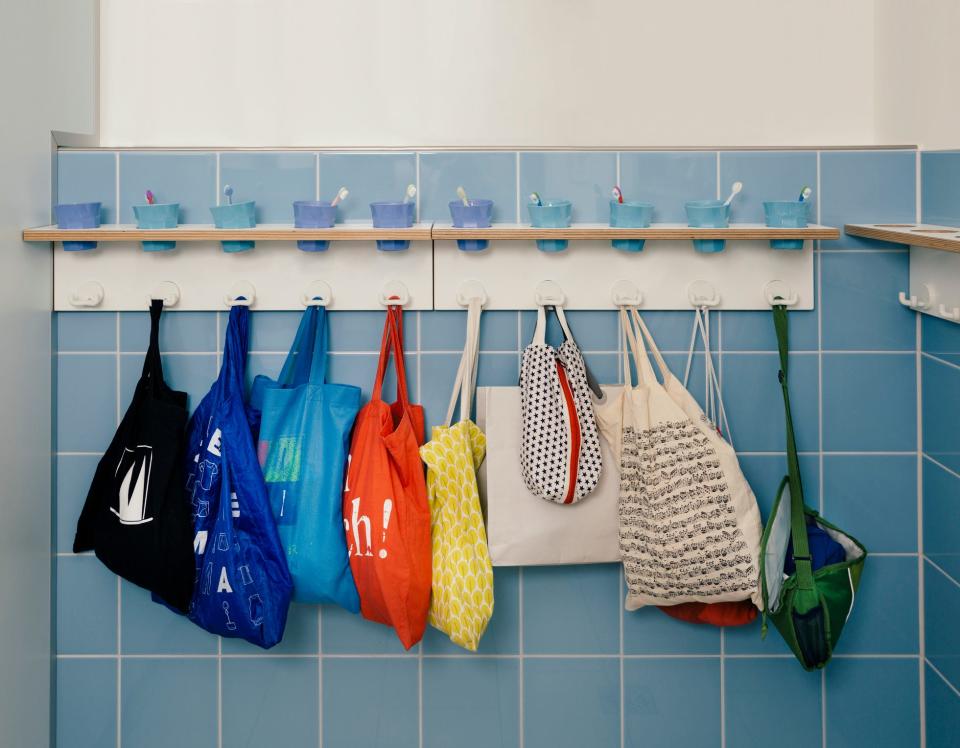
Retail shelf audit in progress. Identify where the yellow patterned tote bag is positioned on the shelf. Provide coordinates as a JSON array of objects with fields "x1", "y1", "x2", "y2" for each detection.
[{"x1": 419, "y1": 298, "x2": 494, "y2": 650}]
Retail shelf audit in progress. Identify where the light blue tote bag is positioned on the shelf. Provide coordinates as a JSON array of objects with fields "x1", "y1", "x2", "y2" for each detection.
[{"x1": 250, "y1": 306, "x2": 362, "y2": 609}]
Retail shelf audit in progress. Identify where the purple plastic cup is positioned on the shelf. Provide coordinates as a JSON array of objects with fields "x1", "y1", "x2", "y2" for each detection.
[
  {"x1": 370, "y1": 201, "x2": 415, "y2": 251},
  {"x1": 55, "y1": 202, "x2": 102, "y2": 251},
  {"x1": 449, "y1": 199, "x2": 493, "y2": 252},
  {"x1": 293, "y1": 201, "x2": 337, "y2": 252}
]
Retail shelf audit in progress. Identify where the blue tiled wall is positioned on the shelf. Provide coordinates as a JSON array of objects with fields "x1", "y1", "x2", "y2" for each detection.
[
  {"x1": 919, "y1": 150, "x2": 960, "y2": 748},
  {"x1": 55, "y1": 148, "x2": 925, "y2": 748}
]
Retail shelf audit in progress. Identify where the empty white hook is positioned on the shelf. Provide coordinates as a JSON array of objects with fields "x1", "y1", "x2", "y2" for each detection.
[
  {"x1": 764, "y1": 280, "x2": 798, "y2": 307},
  {"x1": 301, "y1": 280, "x2": 332, "y2": 307},
  {"x1": 148, "y1": 281, "x2": 180, "y2": 307},
  {"x1": 938, "y1": 303, "x2": 960, "y2": 321},
  {"x1": 899, "y1": 290, "x2": 930, "y2": 311},
  {"x1": 69, "y1": 281, "x2": 105, "y2": 308},
  {"x1": 687, "y1": 280, "x2": 720, "y2": 308},
  {"x1": 535, "y1": 280, "x2": 565, "y2": 307},
  {"x1": 380, "y1": 280, "x2": 410, "y2": 307},
  {"x1": 225, "y1": 281, "x2": 255, "y2": 308},
  {"x1": 610, "y1": 280, "x2": 642, "y2": 308},
  {"x1": 456, "y1": 280, "x2": 488, "y2": 308}
]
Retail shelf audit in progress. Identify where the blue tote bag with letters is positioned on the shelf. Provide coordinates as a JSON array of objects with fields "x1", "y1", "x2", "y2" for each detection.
[
  {"x1": 250, "y1": 305, "x2": 362, "y2": 609},
  {"x1": 180, "y1": 305, "x2": 293, "y2": 648}
]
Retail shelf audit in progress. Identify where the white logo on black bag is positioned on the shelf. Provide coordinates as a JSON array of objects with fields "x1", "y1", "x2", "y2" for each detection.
[{"x1": 111, "y1": 445, "x2": 154, "y2": 525}]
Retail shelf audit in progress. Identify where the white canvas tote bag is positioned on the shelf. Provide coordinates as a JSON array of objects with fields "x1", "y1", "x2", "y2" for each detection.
[
  {"x1": 477, "y1": 386, "x2": 621, "y2": 565},
  {"x1": 595, "y1": 308, "x2": 762, "y2": 610}
]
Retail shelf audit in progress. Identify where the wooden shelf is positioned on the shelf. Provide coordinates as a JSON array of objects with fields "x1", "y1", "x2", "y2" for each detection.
[
  {"x1": 845, "y1": 223, "x2": 960, "y2": 254},
  {"x1": 22, "y1": 223, "x2": 434, "y2": 242},
  {"x1": 432, "y1": 223, "x2": 839, "y2": 240}
]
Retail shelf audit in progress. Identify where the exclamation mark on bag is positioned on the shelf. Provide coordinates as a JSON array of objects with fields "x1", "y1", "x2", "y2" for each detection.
[{"x1": 379, "y1": 499, "x2": 393, "y2": 559}]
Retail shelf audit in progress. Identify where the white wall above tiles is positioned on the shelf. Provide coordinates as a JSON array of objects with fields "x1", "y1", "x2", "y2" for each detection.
[{"x1": 99, "y1": 0, "x2": 878, "y2": 147}]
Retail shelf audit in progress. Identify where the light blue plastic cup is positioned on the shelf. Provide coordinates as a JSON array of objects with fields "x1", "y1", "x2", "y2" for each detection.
[
  {"x1": 210, "y1": 201, "x2": 256, "y2": 253},
  {"x1": 763, "y1": 200, "x2": 809, "y2": 250},
  {"x1": 55, "y1": 202, "x2": 101, "y2": 251},
  {"x1": 293, "y1": 200, "x2": 337, "y2": 252},
  {"x1": 610, "y1": 200, "x2": 654, "y2": 252},
  {"x1": 370, "y1": 201, "x2": 415, "y2": 251},
  {"x1": 685, "y1": 200, "x2": 730, "y2": 253},
  {"x1": 449, "y1": 199, "x2": 493, "y2": 251},
  {"x1": 528, "y1": 200, "x2": 572, "y2": 252},
  {"x1": 133, "y1": 203, "x2": 179, "y2": 252}
]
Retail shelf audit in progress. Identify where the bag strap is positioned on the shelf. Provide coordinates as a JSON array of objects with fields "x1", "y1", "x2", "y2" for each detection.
[
  {"x1": 627, "y1": 308, "x2": 671, "y2": 383},
  {"x1": 221, "y1": 305, "x2": 250, "y2": 398},
  {"x1": 620, "y1": 307, "x2": 658, "y2": 387},
  {"x1": 373, "y1": 305, "x2": 412, "y2": 407},
  {"x1": 307, "y1": 305, "x2": 329, "y2": 385},
  {"x1": 277, "y1": 306, "x2": 318, "y2": 387},
  {"x1": 141, "y1": 299, "x2": 166, "y2": 394},
  {"x1": 773, "y1": 304, "x2": 815, "y2": 593},
  {"x1": 444, "y1": 299, "x2": 482, "y2": 425},
  {"x1": 683, "y1": 308, "x2": 733, "y2": 444}
]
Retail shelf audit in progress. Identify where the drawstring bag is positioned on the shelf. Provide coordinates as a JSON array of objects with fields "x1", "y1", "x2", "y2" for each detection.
[
  {"x1": 343, "y1": 306, "x2": 432, "y2": 650},
  {"x1": 73, "y1": 300, "x2": 195, "y2": 612},
  {"x1": 520, "y1": 305, "x2": 603, "y2": 505},
  {"x1": 420, "y1": 299, "x2": 494, "y2": 651},
  {"x1": 177, "y1": 306, "x2": 293, "y2": 648},
  {"x1": 658, "y1": 308, "x2": 758, "y2": 627},
  {"x1": 760, "y1": 305, "x2": 867, "y2": 669},
  {"x1": 252, "y1": 305, "x2": 361, "y2": 608},
  {"x1": 595, "y1": 308, "x2": 762, "y2": 610}
]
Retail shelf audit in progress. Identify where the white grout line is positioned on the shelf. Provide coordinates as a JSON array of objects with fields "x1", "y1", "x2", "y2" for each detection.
[
  {"x1": 817, "y1": 150, "x2": 827, "y2": 748},
  {"x1": 315, "y1": 152, "x2": 321, "y2": 202},
  {"x1": 215, "y1": 153, "x2": 221, "y2": 206},
  {"x1": 619, "y1": 569, "x2": 624, "y2": 748},
  {"x1": 114, "y1": 153, "x2": 120, "y2": 225},
  {"x1": 922, "y1": 351, "x2": 960, "y2": 373},
  {"x1": 217, "y1": 636, "x2": 223, "y2": 748},
  {"x1": 318, "y1": 606, "x2": 323, "y2": 748},
  {"x1": 925, "y1": 659, "x2": 960, "y2": 699},
  {"x1": 715, "y1": 152, "x2": 721, "y2": 200},
  {"x1": 518, "y1": 568, "x2": 524, "y2": 748},
  {"x1": 923, "y1": 453, "x2": 960, "y2": 482},
  {"x1": 415, "y1": 152, "x2": 421, "y2": 224},
  {"x1": 925, "y1": 557, "x2": 960, "y2": 591},
  {"x1": 515, "y1": 152, "x2": 521, "y2": 224},
  {"x1": 916, "y1": 305, "x2": 926, "y2": 748}
]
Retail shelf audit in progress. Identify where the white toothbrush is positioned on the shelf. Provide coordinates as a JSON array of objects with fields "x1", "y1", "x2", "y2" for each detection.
[
  {"x1": 330, "y1": 187, "x2": 349, "y2": 207},
  {"x1": 798, "y1": 186, "x2": 812, "y2": 203},
  {"x1": 456, "y1": 186, "x2": 470, "y2": 207},
  {"x1": 722, "y1": 181, "x2": 743, "y2": 207},
  {"x1": 403, "y1": 184, "x2": 417, "y2": 204}
]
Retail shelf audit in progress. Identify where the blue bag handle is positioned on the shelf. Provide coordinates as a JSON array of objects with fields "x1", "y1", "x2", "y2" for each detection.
[
  {"x1": 220, "y1": 305, "x2": 250, "y2": 398},
  {"x1": 276, "y1": 306, "x2": 328, "y2": 387}
]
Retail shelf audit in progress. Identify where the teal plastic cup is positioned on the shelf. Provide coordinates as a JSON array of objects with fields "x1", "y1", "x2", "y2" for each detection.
[
  {"x1": 210, "y1": 201, "x2": 256, "y2": 253},
  {"x1": 763, "y1": 201, "x2": 809, "y2": 250},
  {"x1": 133, "y1": 203, "x2": 179, "y2": 251},
  {"x1": 610, "y1": 200, "x2": 653, "y2": 252},
  {"x1": 685, "y1": 200, "x2": 730, "y2": 253},
  {"x1": 528, "y1": 200, "x2": 572, "y2": 252}
]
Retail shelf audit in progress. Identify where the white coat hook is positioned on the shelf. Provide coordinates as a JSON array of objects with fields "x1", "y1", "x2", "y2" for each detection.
[
  {"x1": 938, "y1": 303, "x2": 960, "y2": 321},
  {"x1": 69, "y1": 280, "x2": 105, "y2": 308},
  {"x1": 380, "y1": 280, "x2": 410, "y2": 307},
  {"x1": 899, "y1": 284, "x2": 931, "y2": 311},
  {"x1": 148, "y1": 281, "x2": 180, "y2": 307},
  {"x1": 610, "y1": 280, "x2": 642, "y2": 307},
  {"x1": 456, "y1": 280, "x2": 488, "y2": 307},
  {"x1": 687, "y1": 280, "x2": 720, "y2": 308},
  {"x1": 301, "y1": 280, "x2": 332, "y2": 307},
  {"x1": 225, "y1": 281, "x2": 255, "y2": 308},
  {"x1": 764, "y1": 280, "x2": 798, "y2": 307},
  {"x1": 534, "y1": 280, "x2": 565, "y2": 307}
]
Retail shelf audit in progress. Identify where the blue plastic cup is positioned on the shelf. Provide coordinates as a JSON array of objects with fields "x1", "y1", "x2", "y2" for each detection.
[
  {"x1": 210, "y1": 201, "x2": 256, "y2": 253},
  {"x1": 370, "y1": 201, "x2": 415, "y2": 251},
  {"x1": 449, "y1": 199, "x2": 493, "y2": 251},
  {"x1": 763, "y1": 200, "x2": 809, "y2": 250},
  {"x1": 133, "y1": 203, "x2": 179, "y2": 252},
  {"x1": 610, "y1": 200, "x2": 654, "y2": 252},
  {"x1": 528, "y1": 200, "x2": 572, "y2": 252},
  {"x1": 55, "y1": 202, "x2": 101, "y2": 251},
  {"x1": 685, "y1": 200, "x2": 730, "y2": 253},
  {"x1": 293, "y1": 200, "x2": 337, "y2": 252}
]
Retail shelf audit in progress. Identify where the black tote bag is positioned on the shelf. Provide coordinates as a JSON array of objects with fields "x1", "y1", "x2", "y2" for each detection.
[{"x1": 73, "y1": 300, "x2": 195, "y2": 612}]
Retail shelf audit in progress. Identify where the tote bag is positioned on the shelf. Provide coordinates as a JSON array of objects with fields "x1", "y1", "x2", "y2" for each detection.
[
  {"x1": 478, "y1": 386, "x2": 621, "y2": 565},
  {"x1": 596, "y1": 308, "x2": 762, "y2": 610},
  {"x1": 178, "y1": 306, "x2": 293, "y2": 648},
  {"x1": 252, "y1": 305, "x2": 361, "y2": 608},
  {"x1": 419, "y1": 299, "x2": 494, "y2": 651},
  {"x1": 343, "y1": 306, "x2": 431, "y2": 650},
  {"x1": 73, "y1": 300, "x2": 195, "y2": 612},
  {"x1": 520, "y1": 305, "x2": 603, "y2": 504}
]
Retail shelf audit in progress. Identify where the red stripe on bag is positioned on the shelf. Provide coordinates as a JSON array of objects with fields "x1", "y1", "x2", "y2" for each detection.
[{"x1": 556, "y1": 360, "x2": 580, "y2": 504}]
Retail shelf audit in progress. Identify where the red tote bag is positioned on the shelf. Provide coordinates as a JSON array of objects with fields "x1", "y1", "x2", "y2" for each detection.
[{"x1": 343, "y1": 306, "x2": 431, "y2": 649}]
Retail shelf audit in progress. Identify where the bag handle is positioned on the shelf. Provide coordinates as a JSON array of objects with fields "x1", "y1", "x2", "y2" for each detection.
[
  {"x1": 307, "y1": 305, "x2": 329, "y2": 385},
  {"x1": 277, "y1": 306, "x2": 319, "y2": 387},
  {"x1": 629, "y1": 309, "x2": 672, "y2": 383},
  {"x1": 141, "y1": 299, "x2": 166, "y2": 394},
  {"x1": 220, "y1": 305, "x2": 250, "y2": 398},
  {"x1": 773, "y1": 304, "x2": 815, "y2": 593},
  {"x1": 619, "y1": 307, "x2": 658, "y2": 387},
  {"x1": 531, "y1": 304, "x2": 575, "y2": 346},
  {"x1": 683, "y1": 308, "x2": 733, "y2": 445},
  {"x1": 444, "y1": 299, "x2": 482, "y2": 425},
  {"x1": 373, "y1": 305, "x2": 412, "y2": 407}
]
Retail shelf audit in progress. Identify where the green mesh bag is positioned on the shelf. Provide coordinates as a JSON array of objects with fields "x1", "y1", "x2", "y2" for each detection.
[{"x1": 759, "y1": 305, "x2": 867, "y2": 670}]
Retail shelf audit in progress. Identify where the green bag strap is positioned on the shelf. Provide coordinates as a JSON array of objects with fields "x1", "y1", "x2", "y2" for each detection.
[{"x1": 773, "y1": 305, "x2": 816, "y2": 594}]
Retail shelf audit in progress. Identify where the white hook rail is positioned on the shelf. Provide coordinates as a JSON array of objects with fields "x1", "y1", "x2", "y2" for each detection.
[
  {"x1": 301, "y1": 280, "x2": 332, "y2": 308},
  {"x1": 225, "y1": 281, "x2": 255, "y2": 308},
  {"x1": 380, "y1": 280, "x2": 411, "y2": 307},
  {"x1": 69, "y1": 281, "x2": 105, "y2": 308},
  {"x1": 148, "y1": 281, "x2": 180, "y2": 307},
  {"x1": 534, "y1": 280, "x2": 565, "y2": 307},
  {"x1": 764, "y1": 280, "x2": 799, "y2": 307},
  {"x1": 456, "y1": 280, "x2": 488, "y2": 307},
  {"x1": 687, "y1": 280, "x2": 720, "y2": 308},
  {"x1": 611, "y1": 280, "x2": 642, "y2": 307}
]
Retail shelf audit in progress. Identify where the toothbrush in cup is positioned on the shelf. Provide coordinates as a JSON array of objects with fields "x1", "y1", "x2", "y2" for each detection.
[
  {"x1": 145, "y1": 190, "x2": 155, "y2": 206},
  {"x1": 529, "y1": 192, "x2": 543, "y2": 207},
  {"x1": 722, "y1": 181, "x2": 743, "y2": 207},
  {"x1": 456, "y1": 186, "x2": 470, "y2": 207},
  {"x1": 798, "y1": 186, "x2": 812, "y2": 203},
  {"x1": 403, "y1": 184, "x2": 417, "y2": 204},
  {"x1": 612, "y1": 186, "x2": 623, "y2": 204},
  {"x1": 330, "y1": 187, "x2": 349, "y2": 207},
  {"x1": 223, "y1": 185, "x2": 234, "y2": 206}
]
